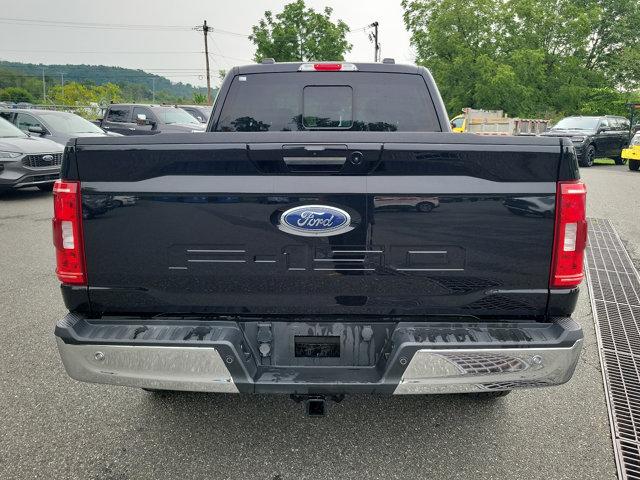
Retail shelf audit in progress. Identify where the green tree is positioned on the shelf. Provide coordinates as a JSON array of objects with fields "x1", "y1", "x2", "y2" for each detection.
[
  {"x1": 0, "y1": 67, "x2": 42, "y2": 101},
  {"x1": 402, "y1": 0, "x2": 640, "y2": 117},
  {"x1": 47, "y1": 82, "x2": 122, "y2": 106},
  {"x1": 250, "y1": 0, "x2": 352, "y2": 62},
  {"x1": 0, "y1": 61, "x2": 208, "y2": 102},
  {"x1": 0, "y1": 87, "x2": 35, "y2": 103},
  {"x1": 192, "y1": 92, "x2": 207, "y2": 104},
  {"x1": 94, "y1": 83, "x2": 122, "y2": 105}
]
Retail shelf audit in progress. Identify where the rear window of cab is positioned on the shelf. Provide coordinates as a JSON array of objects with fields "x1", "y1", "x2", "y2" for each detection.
[{"x1": 214, "y1": 72, "x2": 440, "y2": 132}]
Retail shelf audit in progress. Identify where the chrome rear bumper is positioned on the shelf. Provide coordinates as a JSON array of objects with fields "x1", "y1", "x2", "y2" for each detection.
[
  {"x1": 55, "y1": 314, "x2": 583, "y2": 394},
  {"x1": 393, "y1": 342, "x2": 583, "y2": 394},
  {"x1": 56, "y1": 339, "x2": 238, "y2": 393}
]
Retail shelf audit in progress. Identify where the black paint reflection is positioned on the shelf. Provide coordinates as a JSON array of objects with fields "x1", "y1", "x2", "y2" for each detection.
[
  {"x1": 374, "y1": 196, "x2": 440, "y2": 213},
  {"x1": 220, "y1": 114, "x2": 402, "y2": 132},
  {"x1": 503, "y1": 196, "x2": 554, "y2": 218},
  {"x1": 82, "y1": 195, "x2": 137, "y2": 219}
]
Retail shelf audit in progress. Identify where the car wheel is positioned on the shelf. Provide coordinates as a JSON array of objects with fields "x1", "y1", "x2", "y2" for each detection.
[
  {"x1": 613, "y1": 156, "x2": 626, "y2": 165},
  {"x1": 416, "y1": 202, "x2": 434, "y2": 213},
  {"x1": 580, "y1": 145, "x2": 595, "y2": 167},
  {"x1": 37, "y1": 183, "x2": 54, "y2": 192},
  {"x1": 630, "y1": 160, "x2": 640, "y2": 171}
]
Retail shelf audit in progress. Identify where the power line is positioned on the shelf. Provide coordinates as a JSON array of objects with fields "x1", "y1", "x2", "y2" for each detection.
[
  {"x1": 0, "y1": 73, "x2": 211, "y2": 79},
  {"x1": 0, "y1": 16, "x2": 381, "y2": 85},
  {"x1": 207, "y1": 33, "x2": 252, "y2": 64},
  {"x1": 0, "y1": 69, "x2": 214, "y2": 74},
  {"x1": 0, "y1": 17, "x2": 372, "y2": 37},
  {"x1": 0, "y1": 49, "x2": 253, "y2": 63},
  {"x1": 206, "y1": 26, "x2": 370, "y2": 41},
  {"x1": 210, "y1": 27, "x2": 250, "y2": 38},
  {"x1": 0, "y1": 17, "x2": 192, "y2": 31},
  {"x1": 0, "y1": 49, "x2": 204, "y2": 54},
  {"x1": 0, "y1": 64, "x2": 247, "y2": 73}
]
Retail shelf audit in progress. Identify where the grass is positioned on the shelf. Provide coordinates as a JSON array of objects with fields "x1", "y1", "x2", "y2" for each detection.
[{"x1": 594, "y1": 157, "x2": 616, "y2": 165}]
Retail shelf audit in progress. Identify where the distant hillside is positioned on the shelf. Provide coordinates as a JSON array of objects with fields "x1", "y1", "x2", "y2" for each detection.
[{"x1": 0, "y1": 60, "x2": 210, "y2": 100}]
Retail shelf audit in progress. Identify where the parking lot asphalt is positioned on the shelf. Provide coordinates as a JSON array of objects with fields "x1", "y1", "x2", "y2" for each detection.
[{"x1": 1, "y1": 163, "x2": 635, "y2": 480}]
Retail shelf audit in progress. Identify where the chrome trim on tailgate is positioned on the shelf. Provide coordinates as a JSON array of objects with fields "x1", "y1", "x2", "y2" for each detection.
[
  {"x1": 56, "y1": 339, "x2": 238, "y2": 393},
  {"x1": 82, "y1": 175, "x2": 556, "y2": 194},
  {"x1": 393, "y1": 340, "x2": 583, "y2": 394}
]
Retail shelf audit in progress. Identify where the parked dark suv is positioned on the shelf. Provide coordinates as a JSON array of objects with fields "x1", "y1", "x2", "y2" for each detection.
[
  {"x1": 178, "y1": 105, "x2": 211, "y2": 124},
  {"x1": 96, "y1": 104, "x2": 205, "y2": 136},
  {"x1": 541, "y1": 115, "x2": 631, "y2": 167}
]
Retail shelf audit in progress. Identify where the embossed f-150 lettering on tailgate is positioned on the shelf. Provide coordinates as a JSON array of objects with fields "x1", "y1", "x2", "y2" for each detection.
[{"x1": 168, "y1": 245, "x2": 465, "y2": 273}]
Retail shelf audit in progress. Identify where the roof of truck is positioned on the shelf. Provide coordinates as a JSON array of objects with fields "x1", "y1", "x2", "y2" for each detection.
[{"x1": 234, "y1": 61, "x2": 422, "y2": 75}]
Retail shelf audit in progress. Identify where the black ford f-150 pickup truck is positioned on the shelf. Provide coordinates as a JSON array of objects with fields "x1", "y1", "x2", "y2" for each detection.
[{"x1": 53, "y1": 61, "x2": 586, "y2": 412}]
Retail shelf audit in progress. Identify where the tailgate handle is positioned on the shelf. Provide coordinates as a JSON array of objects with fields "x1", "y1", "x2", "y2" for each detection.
[
  {"x1": 282, "y1": 145, "x2": 347, "y2": 166},
  {"x1": 283, "y1": 156, "x2": 346, "y2": 166},
  {"x1": 282, "y1": 144, "x2": 348, "y2": 169}
]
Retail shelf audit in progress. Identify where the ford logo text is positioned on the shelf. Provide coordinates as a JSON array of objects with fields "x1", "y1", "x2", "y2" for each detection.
[{"x1": 278, "y1": 205, "x2": 353, "y2": 237}]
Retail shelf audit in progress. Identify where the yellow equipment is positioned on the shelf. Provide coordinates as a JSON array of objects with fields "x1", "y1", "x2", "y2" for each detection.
[
  {"x1": 623, "y1": 132, "x2": 640, "y2": 171},
  {"x1": 450, "y1": 114, "x2": 465, "y2": 133}
]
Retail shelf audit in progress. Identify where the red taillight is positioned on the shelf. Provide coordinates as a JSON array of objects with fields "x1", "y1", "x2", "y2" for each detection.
[
  {"x1": 52, "y1": 180, "x2": 86, "y2": 285},
  {"x1": 550, "y1": 181, "x2": 587, "y2": 288},
  {"x1": 298, "y1": 63, "x2": 358, "y2": 72},
  {"x1": 313, "y1": 63, "x2": 343, "y2": 71}
]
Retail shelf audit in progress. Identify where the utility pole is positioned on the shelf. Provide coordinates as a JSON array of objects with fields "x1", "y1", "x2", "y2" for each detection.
[
  {"x1": 61, "y1": 73, "x2": 64, "y2": 88},
  {"x1": 195, "y1": 20, "x2": 212, "y2": 105},
  {"x1": 152, "y1": 77, "x2": 155, "y2": 103},
  {"x1": 370, "y1": 22, "x2": 380, "y2": 62},
  {"x1": 42, "y1": 67, "x2": 46, "y2": 102}
]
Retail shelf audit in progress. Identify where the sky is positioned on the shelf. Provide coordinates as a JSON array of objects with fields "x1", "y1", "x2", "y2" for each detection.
[{"x1": 0, "y1": 0, "x2": 414, "y2": 87}]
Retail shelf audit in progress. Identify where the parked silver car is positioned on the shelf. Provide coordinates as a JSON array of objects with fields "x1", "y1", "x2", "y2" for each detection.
[
  {"x1": 0, "y1": 117, "x2": 63, "y2": 192},
  {"x1": 0, "y1": 109, "x2": 119, "y2": 146}
]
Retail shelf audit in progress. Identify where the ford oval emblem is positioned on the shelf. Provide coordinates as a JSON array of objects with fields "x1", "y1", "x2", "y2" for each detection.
[
  {"x1": 42, "y1": 155, "x2": 54, "y2": 162},
  {"x1": 278, "y1": 205, "x2": 353, "y2": 237}
]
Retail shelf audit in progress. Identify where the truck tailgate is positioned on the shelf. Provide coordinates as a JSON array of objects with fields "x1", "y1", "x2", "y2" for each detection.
[{"x1": 71, "y1": 132, "x2": 565, "y2": 319}]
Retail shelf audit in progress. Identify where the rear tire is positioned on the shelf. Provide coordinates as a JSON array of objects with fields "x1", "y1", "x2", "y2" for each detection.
[
  {"x1": 630, "y1": 160, "x2": 640, "y2": 171},
  {"x1": 416, "y1": 202, "x2": 434, "y2": 213},
  {"x1": 37, "y1": 183, "x2": 54, "y2": 192},
  {"x1": 580, "y1": 145, "x2": 595, "y2": 167}
]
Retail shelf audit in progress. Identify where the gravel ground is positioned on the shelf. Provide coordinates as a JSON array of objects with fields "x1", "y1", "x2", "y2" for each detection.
[{"x1": 0, "y1": 163, "x2": 632, "y2": 479}]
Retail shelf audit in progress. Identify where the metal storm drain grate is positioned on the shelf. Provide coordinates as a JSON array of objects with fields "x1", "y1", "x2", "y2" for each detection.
[{"x1": 586, "y1": 218, "x2": 640, "y2": 479}]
